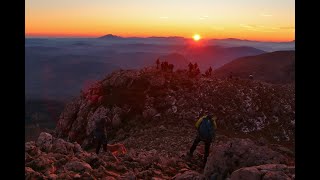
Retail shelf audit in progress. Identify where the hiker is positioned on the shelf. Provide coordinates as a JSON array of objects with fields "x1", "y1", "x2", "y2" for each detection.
[
  {"x1": 194, "y1": 63, "x2": 198, "y2": 70},
  {"x1": 94, "y1": 118, "x2": 108, "y2": 154},
  {"x1": 156, "y1": 58, "x2": 160, "y2": 69},
  {"x1": 188, "y1": 62, "x2": 193, "y2": 72},
  {"x1": 187, "y1": 113, "x2": 217, "y2": 167},
  {"x1": 195, "y1": 68, "x2": 200, "y2": 76},
  {"x1": 164, "y1": 61, "x2": 169, "y2": 71},
  {"x1": 168, "y1": 64, "x2": 174, "y2": 72},
  {"x1": 161, "y1": 61, "x2": 168, "y2": 71},
  {"x1": 229, "y1": 72, "x2": 233, "y2": 79},
  {"x1": 208, "y1": 67, "x2": 212, "y2": 75},
  {"x1": 204, "y1": 70, "x2": 210, "y2": 77}
]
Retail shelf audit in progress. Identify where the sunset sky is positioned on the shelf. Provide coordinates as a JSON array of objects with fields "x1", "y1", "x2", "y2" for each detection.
[{"x1": 26, "y1": 0, "x2": 295, "y2": 41}]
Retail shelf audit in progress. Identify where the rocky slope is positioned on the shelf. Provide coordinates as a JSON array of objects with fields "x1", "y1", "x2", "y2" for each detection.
[
  {"x1": 26, "y1": 132, "x2": 294, "y2": 179},
  {"x1": 25, "y1": 67, "x2": 295, "y2": 179}
]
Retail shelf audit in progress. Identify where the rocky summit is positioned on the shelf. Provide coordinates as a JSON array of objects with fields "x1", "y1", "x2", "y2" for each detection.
[{"x1": 25, "y1": 67, "x2": 295, "y2": 179}]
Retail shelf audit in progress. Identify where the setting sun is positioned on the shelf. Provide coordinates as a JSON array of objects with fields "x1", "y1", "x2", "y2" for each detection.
[{"x1": 193, "y1": 34, "x2": 201, "y2": 41}]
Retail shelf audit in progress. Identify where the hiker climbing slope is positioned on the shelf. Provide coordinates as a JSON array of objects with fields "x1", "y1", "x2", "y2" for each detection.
[
  {"x1": 94, "y1": 118, "x2": 108, "y2": 154},
  {"x1": 187, "y1": 113, "x2": 217, "y2": 167}
]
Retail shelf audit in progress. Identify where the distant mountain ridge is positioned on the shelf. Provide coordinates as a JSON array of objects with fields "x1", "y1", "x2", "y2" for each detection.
[
  {"x1": 98, "y1": 34, "x2": 123, "y2": 39},
  {"x1": 97, "y1": 34, "x2": 294, "y2": 43}
]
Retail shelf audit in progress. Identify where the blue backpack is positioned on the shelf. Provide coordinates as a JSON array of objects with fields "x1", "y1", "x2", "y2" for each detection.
[{"x1": 199, "y1": 117, "x2": 214, "y2": 140}]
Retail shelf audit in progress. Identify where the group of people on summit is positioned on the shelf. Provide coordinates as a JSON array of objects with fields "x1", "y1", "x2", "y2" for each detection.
[
  {"x1": 156, "y1": 58, "x2": 174, "y2": 72},
  {"x1": 156, "y1": 58, "x2": 214, "y2": 78}
]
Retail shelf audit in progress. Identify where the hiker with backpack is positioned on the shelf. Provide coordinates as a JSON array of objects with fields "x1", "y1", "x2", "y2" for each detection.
[
  {"x1": 187, "y1": 113, "x2": 217, "y2": 167},
  {"x1": 94, "y1": 118, "x2": 110, "y2": 154}
]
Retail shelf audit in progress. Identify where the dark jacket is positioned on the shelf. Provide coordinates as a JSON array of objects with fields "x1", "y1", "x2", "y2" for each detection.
[{"x1": 94, "y1": 119, "x2": 106, "y2": 138}]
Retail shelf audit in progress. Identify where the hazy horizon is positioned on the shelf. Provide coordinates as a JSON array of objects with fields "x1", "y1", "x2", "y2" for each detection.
[
  {"x1": 26, "y1": 0, "x2": 294, "y2": 42},
  {"x1": 25, "y1": 35, "x2": 294, "y2": 43}
]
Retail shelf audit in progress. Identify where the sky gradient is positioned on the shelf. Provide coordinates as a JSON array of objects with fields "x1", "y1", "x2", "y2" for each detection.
[{"x1": 26, "y1": 0, "x2": 295, "y2": 41}]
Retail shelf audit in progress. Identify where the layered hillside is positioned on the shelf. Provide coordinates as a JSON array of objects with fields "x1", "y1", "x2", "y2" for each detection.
[
  {"x1": 214, "y1": 51, "x2": 295, "y2": 84},
  {"x1": 158, "y1": 53, "x2": 189, "y2": 69}
]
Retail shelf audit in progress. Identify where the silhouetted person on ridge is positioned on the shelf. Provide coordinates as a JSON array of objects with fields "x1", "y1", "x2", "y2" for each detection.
[
  {"x1": 194, "y1": 63, "x2": 198, "y2": 70},
  {"x1": 195, "y1": 68, "x2": 200, "y2": 76},
  {"x1": 161, "y1": 62, "x2": 165, "y2": 71},
  {"x1": 203, "y1": 67, "x2": 212, "y2": 77},
  {"x1": 168, "y1": 64, "x2": 174, "y2": 72},
  {"x1": 208, "y1": 66, "x2": 212, "y2": 75},
  {"x1": 161, "y1": 61, "x2": 170, "y2": 72},
  {"x1": 229, "y1": 72, "x2": 233, "y2": 79},
  {"x1": 156, "y1": 59, "x2": 160, "y2": 69},
  {"x1": 188, "y1": 62, "x2": 193, "y2": 73},
  {"x1": 187, "y1": 113, "x2": 217, "y2": 168},
  {"x1": 204, "y1": 70, "x2": 209, "y2": 77},
  {"x1": 164, "y1": 62, "x2": 169, "y2": 71}
]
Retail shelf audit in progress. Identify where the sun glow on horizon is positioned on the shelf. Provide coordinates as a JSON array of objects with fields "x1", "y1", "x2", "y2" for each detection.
[
  {"x1": 193, "y1": 34, "x2": 201, "y2": 41},
  {"x1": 26, "y1": 0, "x2": 295, "y2": 41}
]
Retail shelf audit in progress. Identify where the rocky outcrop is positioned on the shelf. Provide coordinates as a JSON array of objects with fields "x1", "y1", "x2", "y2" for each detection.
[
  {"x1": 55, "y1": 67, "x2": 294, "y2": 148},
  {"x1": 204, "y1": 138, "x2": 289, "y2": 179},
  {"x1": 26, "y1": 132, "x2": 190, "y2": 179},
  {"x1": 64, "y1": 160, "x2": 92, "y2": 172},
  {"x1": 230, "y1": 164, "x2": 294, "y2": 180},
  {"x1": 172, "y1": 170, "x2": 206, "y2": 180},
  {"x1": 36, "y1": 132, "x2": 53, "y2": 152},
  {"x1": 231, "y1": 167, "x2": 261, "y2": 180},
  {"x1": 56, "y1": 98, "x2": 81, "y2": 137},
  {"x1": 26, "y1": 131, "x2": 294, "y2": 179},
  {"x1": 25, "y1": 167, "x2": 45, "y2": 179}
]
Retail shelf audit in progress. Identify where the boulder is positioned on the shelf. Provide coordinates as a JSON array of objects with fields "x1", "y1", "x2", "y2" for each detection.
[
  {"x1": 57, "y1": 172, "x2": 73, "y2": 180},
  {"x1": 172, "y1": 170, "x2": 206, "y2": 180},
  {"x1": 36, "y1": 132, "x2": 53, "y2": 152},
  {"x1": 112, "y1": 114, "x2": 122, "y2": 128},
  {"x1": 230, "y1": 164, "x2": 292, "y2": 180},
  {"x1": 204, "y1": 138, "x2": 288, "y2": 178},
  {"x1": 263, "y1": 171, "x2": 291, "y2": 180},
  {"x1": 81, "y1": 172, "x2": 97, "y2": 180},
  {"x1": 65, "y1": 160, "x2": 92, "y2": 172},
  {"x1": 230, "y1": 167, "x2": 261, "y2": 180},
  {"x1": 47, "y1": 173, "x2": 58, "y2": 180},
  {"x1": 25, "y1": 141, "x2": 41, "y2": 156},
  {"x1": 73, "y1": 142, "x2": 83, "y2": 153},
  {"x1": 142, "y1": 107, "x2": 158, "y2": 119},
  {"x1": 25, "y1": 156, "x2": 54, "y2": 173},
  {"x1": 25, "y1": 167, "x2": 45, "y2": 180},
  {"x1": 119, "y1": 172, "x2": 136, "y2": 180},
  {"x1": 51, "y1": 138, "x2": 75, "y2": 155}
]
